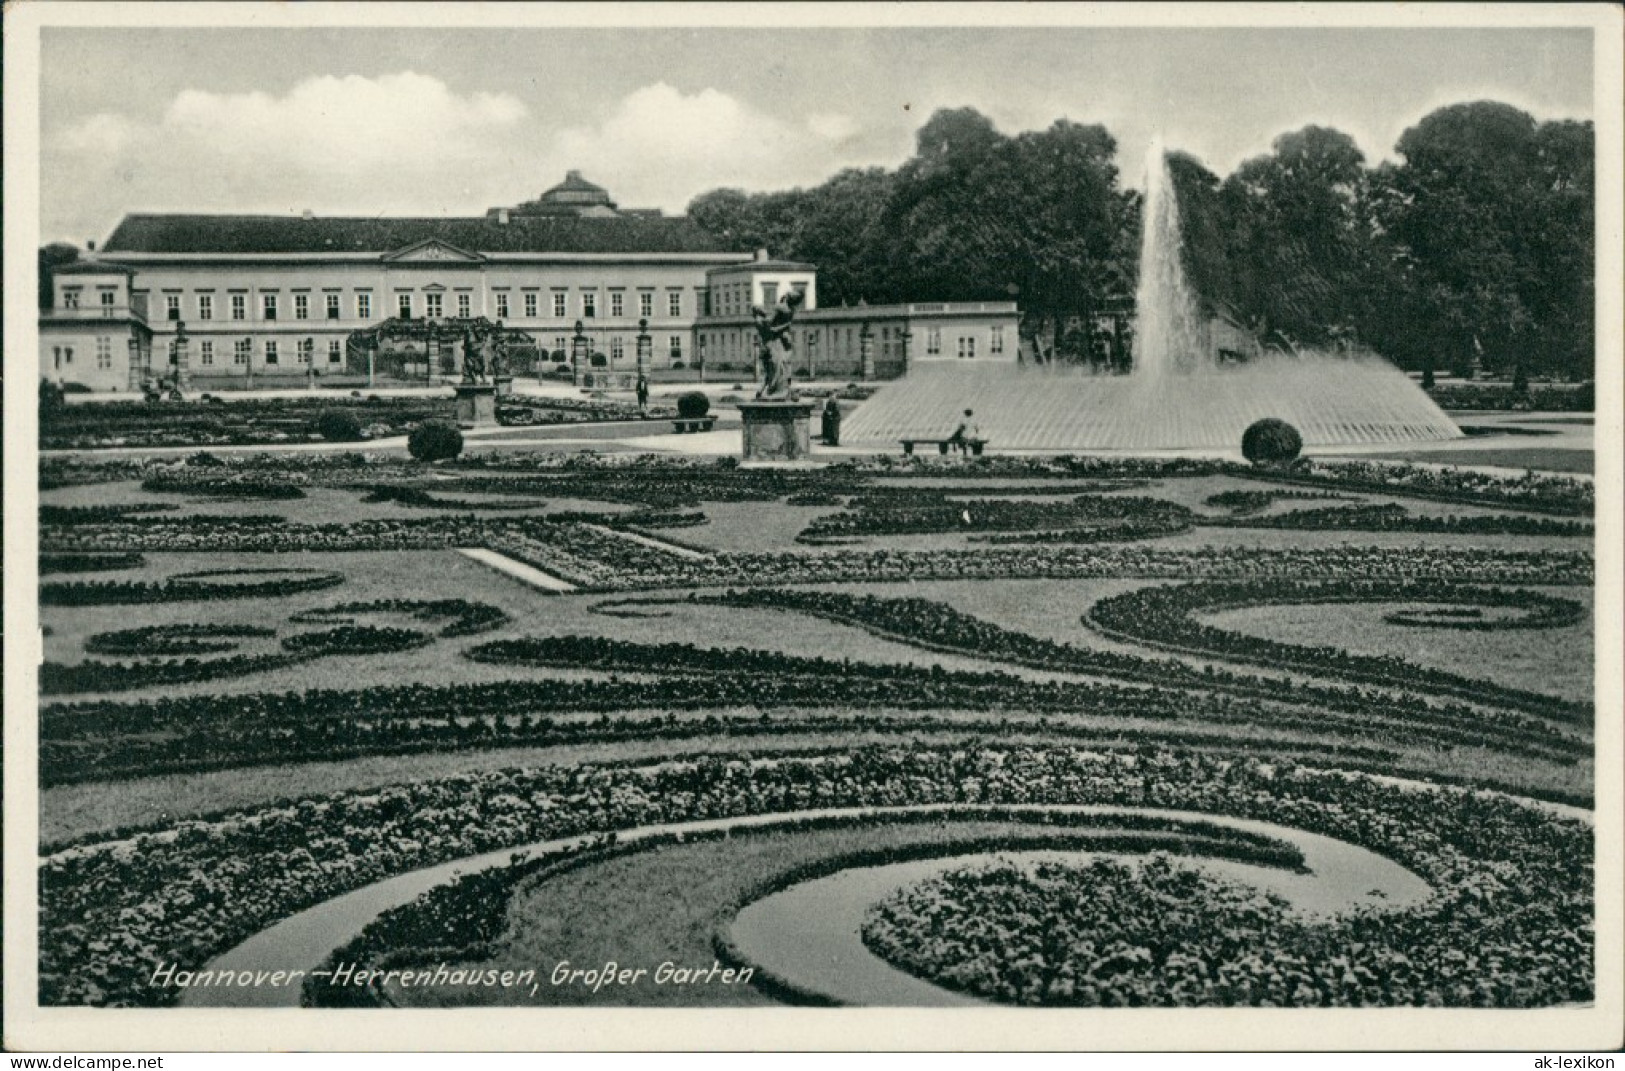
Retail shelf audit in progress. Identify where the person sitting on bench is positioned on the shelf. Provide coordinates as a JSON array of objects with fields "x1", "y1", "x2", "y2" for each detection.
[{"x1": 948, "y1": 409, "x2": 981, "y2": 455}]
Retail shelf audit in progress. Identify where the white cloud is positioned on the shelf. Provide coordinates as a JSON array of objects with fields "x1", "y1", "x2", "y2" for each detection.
[
  {"x1": 45, "y1": 72, "x2": 533, "y2": 241},
  {"x1": 808, "y1": 112, "x2": 859, "y2": 142},
  {"x1": 544, "y1": 82, "x2": 847, "y2": 211},
  {"x1": 42, "y1": 76, "x2": 888, "y2": 243},
  {"x1": 158, "y1": 72, "x2": 527, "y2": 171}
]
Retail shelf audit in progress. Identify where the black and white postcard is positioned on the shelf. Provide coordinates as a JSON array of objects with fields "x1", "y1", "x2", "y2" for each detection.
[{"x1": 4, "y1": 1, "x2": 1621, "y2": 1054}]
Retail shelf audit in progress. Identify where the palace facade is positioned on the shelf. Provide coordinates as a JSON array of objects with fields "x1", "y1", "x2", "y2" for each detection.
[{"x1": 41, "y1": 172, "x2": 1020, "y2": 392}]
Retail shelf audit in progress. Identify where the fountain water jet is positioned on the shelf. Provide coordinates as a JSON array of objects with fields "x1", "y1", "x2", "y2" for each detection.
[{"x1": 840, "y1": 140, "x2": 1461, "y2": 452}]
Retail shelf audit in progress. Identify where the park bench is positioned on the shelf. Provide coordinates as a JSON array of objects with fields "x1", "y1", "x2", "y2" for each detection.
[
  {"x1": 900, "y1": 437, "x2": 988, "y2": 457},
  {"x1": 672, "y1": 416, "x2": 717, "y2": 434}
]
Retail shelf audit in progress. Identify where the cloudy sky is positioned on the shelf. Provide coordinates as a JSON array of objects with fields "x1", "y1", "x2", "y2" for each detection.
[{"x1": 39, "y1": 24, "x2": 1594, "y2": 246}]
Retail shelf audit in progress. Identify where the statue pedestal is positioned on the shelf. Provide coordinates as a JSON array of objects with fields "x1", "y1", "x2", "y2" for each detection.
[
  {"x1": 454, "y1": 384, "x2": 499, "y2": 428},
  {"x1": 493, "y1": 375, "x2": 514, "y2": 398},
  {"x1": 738, "y1": 400, "x2": 813, "y2": 462}
]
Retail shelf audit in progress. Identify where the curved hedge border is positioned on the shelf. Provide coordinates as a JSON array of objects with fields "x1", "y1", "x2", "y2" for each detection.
[
  {"x1": 1204, "y1": 490, "x2": 1348, "y2": 516},
  {"x1": 280, "y1": 625, "x2": 432, "y2": 656},
  {"x1": 39, "y1": 552, "x2": 147, "y2": 575},
  {"x1": 1086, "y1": 579, "x2": 1586, "y2": 719},
  {"x1": 40, "y1": 504, "x2": 176, "y2": 526},
  {"x1": 308, "y1": 810, "x2": 1302, "y2": 1008},
  {"x1": 799, "y1": 494, "x2": 1193, "y2": 544},
  {"x1": 40, "y1": 653, "x2": 305, "y2": 696},
  {"x1": 141, "y1": 472, "x2": 308, "y2": 500},
  {"x1": 360, "y1": 485, "x2": 549, "y2": 511},
  {"x1": 1204, "y1": 503, "x2": 1592, "y2": 537},
  {"x1": 37, "y1": 745, "x2": 1591, "y2": 1008},
  {"x1": 39, "y1": 568, "x2": 344, "y2": 607},
  {"x1": 39, "y1": 597, "x2": 1587, "y2": 780},
  {"x1": 289, "y1": 599, "x2": 509, "y2": 638},
  {"x1": 663, "y1": 589, "x2": 1584, "y2": 753},
  {"x1": 85, "y1": 624, "x2": 276, "y2": 656}
]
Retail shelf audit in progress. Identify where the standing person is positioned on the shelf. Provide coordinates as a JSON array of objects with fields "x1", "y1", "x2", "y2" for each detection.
[
  {"x1": 822, "y1": 394, "x2": 842, "y2": 445},
  {"x1": 636, "y1": 373, "x2": 650, "y2": 414}
]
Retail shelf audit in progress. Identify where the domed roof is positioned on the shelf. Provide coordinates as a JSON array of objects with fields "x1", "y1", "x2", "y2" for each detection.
[{"x1": 538, "y1": 170, "x2": 615, "y2": 208}]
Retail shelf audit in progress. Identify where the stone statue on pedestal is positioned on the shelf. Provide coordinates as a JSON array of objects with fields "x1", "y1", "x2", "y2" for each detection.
[
  {"x1": 461, "y1": 327, "x2": 486, "y2": 384},
  {"x1": 752, "y1": 288, "x2": 806, "y2": 400}
]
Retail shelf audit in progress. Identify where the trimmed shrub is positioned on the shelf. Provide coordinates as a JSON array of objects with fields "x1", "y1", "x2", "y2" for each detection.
[
  {"x1": 1241, "y1": 419, "x2": 1303, "y2": 466},
  {"x1": 316, "y1": 409, "x2": 365, "y2": 442},
  {"x1": 40, "y1": 379, "x2": 66, "y2": 416},
  {"x1": 407, "y1": 421, "x2": 464, "y2": 463},
  {"x1": 676, "y1": 392, "x2": 710, "y2": 419}
]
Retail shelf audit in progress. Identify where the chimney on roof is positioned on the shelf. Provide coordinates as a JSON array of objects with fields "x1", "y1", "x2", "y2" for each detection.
[
  {"x1": 755, "y1": 248, "x2": 769, "y2": 262},
  {"x1": 86, "y1": 240, "x2": 96, "y2": 252},
  {"x1": 301, "y1": 209, "x2": 314, "y2": 221},
  {"x1": 497, "y1": 207, "x2": 511, "y2": 225},
  {"x1": 567, "y1": 169, "x2": 583, "y2": 181}
]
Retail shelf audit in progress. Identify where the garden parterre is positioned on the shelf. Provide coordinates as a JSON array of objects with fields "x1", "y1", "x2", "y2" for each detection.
[
  {"x1": 38, "y1": 745, "x2": 1591, "y2": 1008},
  {"x1": 33, "y1": 446, "x2": 1598, "y2": 1010}
]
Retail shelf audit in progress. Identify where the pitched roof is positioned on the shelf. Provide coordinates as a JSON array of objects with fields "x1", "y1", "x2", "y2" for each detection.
[
  {"x1": 55, "y1": 260, "x2": 137, "y2": 275},
  {"x1": 707, "y1": 258, "x2": 815, "y2": 275},
  {"x1": 101, "y1": 213, "x2": 741, "y2": 256}
]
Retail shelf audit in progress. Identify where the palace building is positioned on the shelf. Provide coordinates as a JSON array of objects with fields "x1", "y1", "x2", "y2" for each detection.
[{"x1": 40, "y1": 172, "x2": 1020, "y2": 392}]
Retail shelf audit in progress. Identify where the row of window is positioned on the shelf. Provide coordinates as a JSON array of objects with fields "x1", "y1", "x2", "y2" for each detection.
[
  {"x1": 162, "y1": 334, "x2": 691, "y2": 366},
  {"x1": 709, "y1": 280, "x2": 810, "y2": 318},
  {"x1": 59, "y1": 290, "x2": 122, "y2": 314},
  {"x1": 922, "y1": 325, "x2": 1005, "y2": 357},
  {"x1": 697, "y1": 323, "x2": 1007, "y2": 363},
  {"x1": 145, "y1": 288, "x2": 692, "y2": 323},
  {"x1": 164, "y1": 337, "x2": 346, "y2": 366},
  {"x1": 49, "y1": 337, "x2": 119, "y2": 370}
]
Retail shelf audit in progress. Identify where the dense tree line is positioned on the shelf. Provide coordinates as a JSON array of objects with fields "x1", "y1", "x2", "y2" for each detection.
[{"x1": 687, "y1": 102, "x2": 1592, "y2": 380}]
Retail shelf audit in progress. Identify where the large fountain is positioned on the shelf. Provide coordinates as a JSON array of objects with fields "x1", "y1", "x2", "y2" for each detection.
[{"x1": 841, "y1": 141, "x2": 1462, "y2": 452}]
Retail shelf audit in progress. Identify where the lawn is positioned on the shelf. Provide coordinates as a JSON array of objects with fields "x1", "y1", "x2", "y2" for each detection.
[
  {"x1": 376, "y1": 817, "x2": 1275, "y2": 1008},
  {"x1": 1202, "y1": 586, "x2": 1593, "y2": 704}
]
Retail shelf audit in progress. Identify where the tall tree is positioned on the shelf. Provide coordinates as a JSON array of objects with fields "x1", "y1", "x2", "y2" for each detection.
[
  {"x1": 1222, "y1": 125, "x2": 1370, "y2": 346},
  {"x1": 39, "y1": 242, "x2": 80, "y2": 308},
  {"x1": 1379, "y1": 102, "x2": 1593, "y2": 380}
]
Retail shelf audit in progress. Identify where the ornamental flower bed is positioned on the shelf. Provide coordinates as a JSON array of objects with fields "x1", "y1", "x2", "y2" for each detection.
[
  {"x1": 1086, "y1": 579, "x2": 1587, "y2": 720},
  {"x1": 288, "y1": 599, "x2": 509, "y2": 638},
  {"x1": 39, "y1": 568, "x2": 344, "y2": 607},
  {"x1": 41, "y1": 397, "x2": 453, "y2": 451},
  {"x1": 1427, "y1": 381, "x2": 1592, "y2": 412},
  {"x1": 42, "y1": 608, "x2": 1587, "y2": 783},
  {"x1": 85, "y1": 624, "x2": 276, "y2": 657},
  {"x1": 40, "y1": 504, "x2": 176, "y2": 526},
  {"x1": 37, "y1": 746, "x2": 1592, "y2": 1007},
  {"x1": 1203, "y1": 503, "x2": 1591, "y2": 537},
  {"x1": 39, "y1": 552, "x2": 147, "y2": 575},
  {"x1": 798, "y1": 494, "x2": 1193, "y2": 543},
  {"x1": 141, "y1": 471, "x2": 310, "y2": 500}
]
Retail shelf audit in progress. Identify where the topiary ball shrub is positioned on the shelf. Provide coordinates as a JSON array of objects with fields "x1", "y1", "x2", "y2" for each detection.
[
  {"x1": 317, "y1": 408, "x2": 365, "y2": 442},
  {"x1": 1241, "y1": 418, "x2": 1303, "y2": 466},
  {"x1": 407, "y1": 420, "x2": 464, "y2": 463},
  {"x1": 676, "y1": 391, "x2": 710, "y2": 419}
]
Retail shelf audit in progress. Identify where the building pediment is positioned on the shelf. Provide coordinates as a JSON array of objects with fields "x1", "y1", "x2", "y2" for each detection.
[{"x1": 382, "y1": 239, "x2": 485, "y2": 263}]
